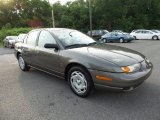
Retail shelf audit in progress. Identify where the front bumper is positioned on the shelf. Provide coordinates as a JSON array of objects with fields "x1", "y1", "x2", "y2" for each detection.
[
  {"x1": 9, "y1": 42, "x2": 15, "y2": 48},
  {"x1": 89, "y1": 63, "x2": 153, "y2": 90}
]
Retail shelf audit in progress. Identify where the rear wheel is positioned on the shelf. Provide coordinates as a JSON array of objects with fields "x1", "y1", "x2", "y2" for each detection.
[
  {"x1": 119, "y1": 38, "x2": 124, "y2": 43},
  {"x1": 152, "y1": 35, "x2": 158, "y2": 40},
  {"x1": 68, "y1": 66, "x2": 94, "y2": 97},
  {"x1": 18, "y1": 55, "x2": 30, "y2": 71}
]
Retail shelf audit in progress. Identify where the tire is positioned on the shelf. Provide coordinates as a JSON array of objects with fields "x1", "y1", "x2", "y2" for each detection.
[
  {"x1": 133, "y1": 36, "x2": 137, "y2": 40},
  {"x1": 3, "y1": 42, "x2": 6, "y2": 47},
  {"x1": 18, "y1": 55, "x2": 30, "y2": 71},
  {"x1": 7, "y1": 42, "x2": 9, "y2": 48},
  {"x1": 67, "y1": 66, "x2": 94, "y2": 97},
  {"x1": 8, "y1": 44, "x2": 12, "y2": 48},
  {"x1": 103, "y1": 38, "x2": 110, "y2": 43},
  {"x1": 152, "y1": 35, "x2": 158, "y2": 40},
  {"x1": 119, "y1": 38, "x2": 124, "y2": 43},
  {"x1": 102, "y1": 38, "x2": 106, "y2": 43}
]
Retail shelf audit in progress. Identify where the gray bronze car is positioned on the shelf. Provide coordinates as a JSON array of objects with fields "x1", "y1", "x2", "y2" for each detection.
[
  {"x1": 14, "y1": 28, "x2": 153, "y2": 97},
  {"x1": 3, "y1": 36, "x2": 17, "y2": 48}
]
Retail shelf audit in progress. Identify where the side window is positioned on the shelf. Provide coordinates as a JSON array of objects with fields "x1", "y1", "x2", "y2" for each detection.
[
  {"x1": 38, "y1": 31, "x2": 56, "y2": 48},
  {"x1": 143, "y1": 31, "x2": 150, "y2": 34},
  {"x1": 111, "y1": 33, "x2": 114, "y2": 36},
  {"x1": 23, "y1": 35, "x2": 28, "y2": 44},
  {"x1": 26, "y1": 31, "x2": 39, "y2": 46},
  {"x1": 135, "y1": 31, "x2": 141, "y2": 33}
]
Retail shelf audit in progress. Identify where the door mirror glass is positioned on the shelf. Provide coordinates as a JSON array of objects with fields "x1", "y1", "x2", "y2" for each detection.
[{"x1": 44, "y1": 43, "x2": 59, "y2": 50}]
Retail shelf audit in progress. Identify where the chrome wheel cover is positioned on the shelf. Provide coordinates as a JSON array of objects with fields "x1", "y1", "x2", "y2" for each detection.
[
  {"x1": 120, "y1": 39, "x2": 123, "y2": 43},
  {"x1": 153, "y1": 36, "x2": 157, "y2": 40},
  {"x1": 70, "y1": 71, "x2": 87, "y2": 94},
  {"x1": 19, "y1": 56, "x2": 25, "y2": 70}
]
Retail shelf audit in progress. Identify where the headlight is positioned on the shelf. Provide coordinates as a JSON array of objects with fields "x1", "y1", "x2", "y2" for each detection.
[
  {"x1": 121, "y1": 63, "x2": 141, "y2": 74},
  {"x1": 9, "y1": 40, "x2": 15, "y2": 44}
]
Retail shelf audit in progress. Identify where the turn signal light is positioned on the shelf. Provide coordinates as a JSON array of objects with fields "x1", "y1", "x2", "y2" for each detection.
[
  {"x1": 96, "y1": 76, "x2": 112, "y2": 81},
  {"x1": 121, "y1": 66, "x2": 130, "y2": 73}
]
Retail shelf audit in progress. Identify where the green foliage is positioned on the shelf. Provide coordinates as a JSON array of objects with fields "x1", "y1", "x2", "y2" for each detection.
[
  {"x1": 0, "y1": 41, "x2": 3, "y2": 48},
  {"x1": 0, "y1": 0, "x2": 160, "y2": 32},
  {"x1": 2, "y1": 23, "x2": 12, "y2": 29},
  {"x1": 0, "y1": 28, "x2": 32, "y2": 44}
]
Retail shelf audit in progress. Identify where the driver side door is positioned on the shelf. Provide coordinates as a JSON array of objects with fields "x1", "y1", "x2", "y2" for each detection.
[{"x1": 35, "y1": 30, "x2": 61, "y2": 75}]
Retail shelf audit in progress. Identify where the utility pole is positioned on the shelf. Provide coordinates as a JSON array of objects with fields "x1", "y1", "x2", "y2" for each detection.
[
  {"x1": 52, "y1": 9, "x2": 55, "y2": 28},
  {"x1": 47, "y1": 0, "x2": 55, "y2": 28},
  {"x1": 89, "y1": 0, "x2": 92, "y2": 36}
]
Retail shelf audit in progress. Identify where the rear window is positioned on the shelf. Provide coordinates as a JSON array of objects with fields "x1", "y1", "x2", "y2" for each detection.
[{"x1": 26, "y1": 31, "x2": 39, "y2": 46}]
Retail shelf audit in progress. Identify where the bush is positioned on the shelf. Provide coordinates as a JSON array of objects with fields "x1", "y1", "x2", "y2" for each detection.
[{"x1": 0, "y1": 28, "x2": 32, "y2": 43}]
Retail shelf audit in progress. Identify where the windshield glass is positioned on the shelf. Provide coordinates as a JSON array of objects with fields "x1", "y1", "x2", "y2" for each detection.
[
  {"x1": 7, "y1": 36, "x2": 17, "y2": 40},
  {"x1": 52, "y1": 30, "x2": 96, "y2": 48},
  {"x1": 151, "y1": 30, "x2": 158, "y2": 33},
  {"x1": 19, "y1": 34, "x2": 27, "y2": 39}
]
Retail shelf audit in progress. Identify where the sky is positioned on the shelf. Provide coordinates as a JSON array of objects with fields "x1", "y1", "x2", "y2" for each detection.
[{"x1": 48, "y1": 0, "x2": 75, "y2": 5}]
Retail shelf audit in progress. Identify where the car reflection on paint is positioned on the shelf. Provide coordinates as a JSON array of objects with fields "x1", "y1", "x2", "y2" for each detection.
[{"x1": 14, "y1": 28, "x2": 153, "y2": 97}]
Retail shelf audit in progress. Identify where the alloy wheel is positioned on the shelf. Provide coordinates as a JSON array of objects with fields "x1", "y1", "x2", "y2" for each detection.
[{"x1": 18, "y1": 56, "x2": 25, "y2": 70}]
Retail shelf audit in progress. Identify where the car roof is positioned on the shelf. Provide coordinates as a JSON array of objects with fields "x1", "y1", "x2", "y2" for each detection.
[
  {"x1": 6, "y1": 35, "x2": 17, "y2": 37},
  {"x1": 31, "y1": 28, "x2": 74, "y2": 32}
]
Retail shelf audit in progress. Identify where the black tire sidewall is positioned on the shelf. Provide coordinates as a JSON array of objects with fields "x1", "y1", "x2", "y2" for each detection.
[
  {"x1": 119, "y1": 38, "x2": 124, "y2": 43},
  {"x1": 67, "y1": 66, "x2": 93, "y2": 97},
  {"x1": 133, "y1": 36, "x2": 136, "y2": 40},
  {"x1": 18, "y1": 55, "x2": 30, "y2": 71},
  {"x1": 103, "y1": 38, "x2": 106, "y2": 43},
  {"x1": 152, "y1": 35, "x2": 158, "y2": 40}
]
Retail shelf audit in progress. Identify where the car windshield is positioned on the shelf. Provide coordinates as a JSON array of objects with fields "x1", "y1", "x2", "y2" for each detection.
[
  {"x1": 19, "y1": 34, "x2": 27, "y2": 39},
  {"x1": 151, "y1": 30, "x2": 158, "y2": 33},
  {"x1": 52, "y1": 30, "x2": 96, "y2": 48},
  {"x1": 7, "y1": 36, "x2": 17, "y2": 40}
]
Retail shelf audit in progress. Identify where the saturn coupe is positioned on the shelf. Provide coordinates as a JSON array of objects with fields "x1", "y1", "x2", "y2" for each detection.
[{"x1": 14, "y1": 28, "x2": 153, "y2": 97}]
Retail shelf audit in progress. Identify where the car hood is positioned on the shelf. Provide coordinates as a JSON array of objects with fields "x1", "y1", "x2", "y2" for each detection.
[{"x1": 87, "y1": 44, "x2": 145, "y2": 66}]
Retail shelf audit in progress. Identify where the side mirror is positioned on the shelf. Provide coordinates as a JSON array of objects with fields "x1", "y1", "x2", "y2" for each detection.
[{"x1": 44, "y1": 44, "x2": 59, "y2": 50}]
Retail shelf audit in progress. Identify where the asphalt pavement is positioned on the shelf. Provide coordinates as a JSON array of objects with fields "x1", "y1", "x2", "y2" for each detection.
[{"x1": 0, "y1": 40, "x2": 160, "y2": 120}]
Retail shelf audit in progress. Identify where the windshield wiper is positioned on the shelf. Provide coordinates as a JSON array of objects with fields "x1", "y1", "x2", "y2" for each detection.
[
  {"x1": 65, "y1": 42, "x2": 97, "y2": 49},
  {"x1": 65, "y1": 44, "x2": 88, "y2": 49}
]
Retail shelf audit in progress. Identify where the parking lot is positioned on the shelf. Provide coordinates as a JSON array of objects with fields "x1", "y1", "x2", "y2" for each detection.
[{"x1": 0, "y1": 40, "x2": 160, "y2": 120}]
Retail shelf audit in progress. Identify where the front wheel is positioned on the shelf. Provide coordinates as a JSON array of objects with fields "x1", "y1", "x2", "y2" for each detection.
[
  {"x1": 133, "y1": 36, "x2": 137, "y2": 40},
  {"x1": 8, "y1": 43, "x2": 12, "y2": 48},
  {"x1": 18, "y1": 55, "x2": 30, "y2": 71},
  {"x1": 3, "y1": 42, "x2": 6, "y2": 47},
  {"x1": 68, "y1": 66, "x2": 94, "y2": 97},
  {"x1": 102, "y1": 38, "x2": 106, "y2": 43},
  {"x1": 152, "y1": 35, "x2": 158, "y2": 40}
]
